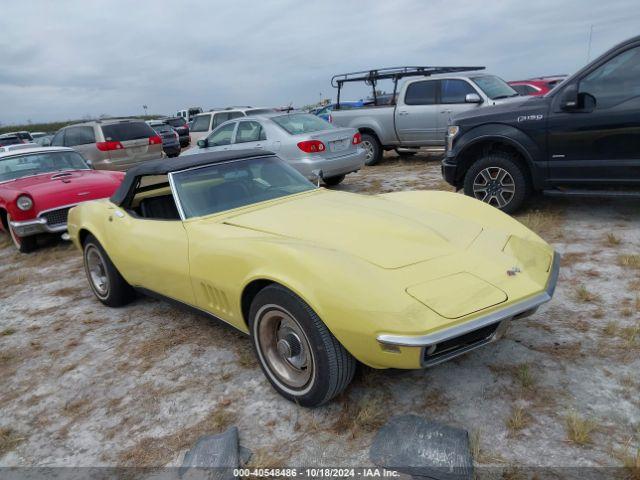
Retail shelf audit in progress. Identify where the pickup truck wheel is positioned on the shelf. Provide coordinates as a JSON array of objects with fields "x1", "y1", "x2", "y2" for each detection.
[
  {"x1": 83, "y1": 234, "x2": 135, "y2": 307},
  {"x1": 361, "y1": 134, "x2": 382, "y2": 166},
  {"x1": 7, "y1": 214, "x2": 37, "y2": 253},
  {"x1": 323, "y1": 175, "x2": 346, "y2": 186},
  {"x1": 463, "y1": 154, "x2": 529, "y2": 214},
  {"x1": 249, "y1": 284, "x2": 356, "y2": 407}
]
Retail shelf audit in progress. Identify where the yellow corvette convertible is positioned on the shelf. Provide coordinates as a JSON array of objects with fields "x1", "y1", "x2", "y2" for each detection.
[{"x1": 68, "y1": 150, "x2": 559, "y2": 407}]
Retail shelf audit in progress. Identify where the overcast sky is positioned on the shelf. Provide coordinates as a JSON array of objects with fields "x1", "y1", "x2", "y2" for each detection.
[{"x1": 1, "y1": 0, "x2": 639, "y2": 125}]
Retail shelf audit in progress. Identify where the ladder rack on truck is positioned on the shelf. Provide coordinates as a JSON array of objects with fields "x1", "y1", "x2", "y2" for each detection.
[{"x1": 331, "y1": 66, "x2": 485, "y2": 108}]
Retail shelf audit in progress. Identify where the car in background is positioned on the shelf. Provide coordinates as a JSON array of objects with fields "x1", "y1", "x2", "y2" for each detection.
[
  {"x1": 443, "y1": 35, "x2": 640, "y2": 213},
  {"x1": 508, "y1": 75, "x2": 567, "y2": 96},
  {"x1": 312, "y1": 101, "x2": 364, "y2": 122},
  {"x1": 33, "y1": 134, "x2": 54, "y2": 147},
  {"x1": 186, "y1": 112, "x2": 365, "y2": 186},
  {"x1": 0, "y1": 147, "x2": 124, "y2": 252},
  {"x1": 189, "y1": 107, "x2": 279, "y2": 144},
  {"x1": 176, "y1": 107, "x2": 203, "y2": 123},
  {"x1": 1, "y1": 131, "x2": 33, "y2": 144},
  {"x1": 68, "y1": 149, "x2": 558, "y2": 406},
  {"x1": 330, "y1": 67, "x2": 521, "y2": 165},
  {"x1": 0, "y1": 143, "x2": 39, "y2": 153},
  {"x1": 0, "y1": 134, "x2": 23, "y2": 147},
  {"x1": 30, "y1": 132, "x2": 48, "y2": 141},
  {"x1": 51, "y1": 119, "x2": 163, "y2": 171},
  {"x1": 147, "y1": 120, "x2": 181, "y2": 157},
  {"x1": 162, "y1": 117, "x2": 190, "y2": 147}
]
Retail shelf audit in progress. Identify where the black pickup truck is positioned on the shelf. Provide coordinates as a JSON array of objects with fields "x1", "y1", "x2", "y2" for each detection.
[{"x1": 442, "y1": 35, "x2": 640, "y2": 213}]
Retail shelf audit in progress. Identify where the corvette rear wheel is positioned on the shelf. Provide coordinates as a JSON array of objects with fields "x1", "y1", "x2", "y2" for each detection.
[
  {"x1": 83, "y1": 234, "x2": 135, "y2": 307},
  {"x1": 249, "y1": 284, "x2": 356, "y2": 407},
  {"x1": 7, "y1": 214, "x2": 37, "y2": 253}
]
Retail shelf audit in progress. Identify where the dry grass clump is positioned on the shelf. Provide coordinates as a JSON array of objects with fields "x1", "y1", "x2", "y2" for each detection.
[
  {"x1": 1, "y1": 328, "x2": 16, "y2": 336},
  {"x1": 331, "y1": 392, "x2": 389, "y2": 438},
  {"x1": 0, "y1": 428, "x2": 25, "y2": 456},
  {"x1": 565, "y1": 412, "x2": 598, "y2": 446},
  {"x1": 620, "y1": 323, "x2": 640, "y2": 348},
  {"x1": 243, "y1": 448, "x2": 288, "y2": 471},
  {"x1": 235, "y1": 343, "x2": 257, "y2": 369},
  {"x1": 605, "y1": 233, "x2": 622, "y2": 246},
  {"x1": 618, "y1": 254, "x2": 640, "y2": 270},
  {"x1": 611, "y1": 438, "x2": 640, "y2": 480},
  {"x1": 561, "y1": 252, "x2": 586, "y2": 267},
  {"x1": 119, "y1": 407, "x2": 238, "y2": 467},
  {"x1": 469, "y1": 429, "x2": 507, "y2": 465},
  {"x1": 602, "y1": 321, "x2": 618, "y2": 337},
  {"x1": 506, "y1": 405, "x2": 532, "y2": 435},
  {"x1": 517, "y1": 210, "x2": 562, "y2": 236},
  {"x1": 514, "y1": 364, "x2": 536, "y2": 390},
  {"x1": 575, "y1": 285, "x2": 600, "y2": 303}
]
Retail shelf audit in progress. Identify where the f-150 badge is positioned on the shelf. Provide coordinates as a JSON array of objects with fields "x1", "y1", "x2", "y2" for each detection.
[{"x1": 517, "y1": 114, "x2": 543, "y2": 122}]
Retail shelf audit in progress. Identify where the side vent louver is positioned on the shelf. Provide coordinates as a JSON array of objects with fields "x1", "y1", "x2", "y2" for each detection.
[{"x1": 201, "y1": 282, "x2": 232, "y2": 317}]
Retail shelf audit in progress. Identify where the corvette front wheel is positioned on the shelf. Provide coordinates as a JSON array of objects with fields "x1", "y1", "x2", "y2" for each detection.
[{"x1": 249, "y1": 284, "x2": 356, "y2": 407}]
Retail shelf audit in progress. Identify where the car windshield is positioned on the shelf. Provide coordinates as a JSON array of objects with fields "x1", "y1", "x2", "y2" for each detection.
[
  {"x1": 472, "y1": 75, "x2": 519, "y2": 99},
  {"x1": 171, "y1": 156, "x2": 315, "y2": 219},
  {"x1": 165, "y1": 118, "x2": 186, "y2": 127},
  {"x1": 0, "y1": 151, "x2": 90, "y2": 183},
  {"x1": 271, "y1": 113, "x2": 333, "y2": 135},
  {"x1": 150, "y1": 123, "x2": 173, "y2": 134},
  {"x1": 0, "y1": 136, "x2": 21, "y2": 145},
  {"x1": 102, "y1": 122, "x2": 155, "y2": 141}
]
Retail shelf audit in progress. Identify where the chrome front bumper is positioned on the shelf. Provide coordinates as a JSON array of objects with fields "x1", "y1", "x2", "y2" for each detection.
[
  {"x1": 377, "y1": 251, "x2": 561, "y2": 366},
  {"x1": 9, "y1": 217, "x2": 68, "y2": 237}
]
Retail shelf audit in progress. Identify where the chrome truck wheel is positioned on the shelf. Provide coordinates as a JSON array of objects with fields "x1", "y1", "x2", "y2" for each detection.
[{"x1": 472, "y1": 166, "x2": 515, "y2": 209}]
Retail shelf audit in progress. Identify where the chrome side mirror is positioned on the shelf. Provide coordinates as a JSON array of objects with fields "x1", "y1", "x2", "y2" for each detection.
[{"x1": 465, "y1": 93, "x2": 482, "y2": 104}]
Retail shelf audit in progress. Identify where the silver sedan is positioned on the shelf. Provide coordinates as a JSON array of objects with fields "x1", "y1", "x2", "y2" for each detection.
[{"x1": 183, "y1": 112, "x2": 366, "y2": 186}]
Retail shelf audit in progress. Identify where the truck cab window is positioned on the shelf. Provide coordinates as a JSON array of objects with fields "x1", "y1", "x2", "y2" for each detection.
[
  {"x1": 580, "y1": 46, "x2": 640, "y2": 110},
  {"x1": 404, "y1": 81, "x2": 437, "y2": 105},
  {"x1": 441, "y1": 80, "x2": 477, "y2": 104}
]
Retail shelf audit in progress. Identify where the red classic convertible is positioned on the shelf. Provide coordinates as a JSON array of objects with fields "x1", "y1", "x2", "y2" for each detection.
[{"x1": 0, "y1": 147, "x2": 125, "y2": 252}]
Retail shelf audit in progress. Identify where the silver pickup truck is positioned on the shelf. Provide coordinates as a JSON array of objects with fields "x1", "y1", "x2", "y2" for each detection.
[{"x1": 330, "y1": 67, "x2": 521, "y2": 165}]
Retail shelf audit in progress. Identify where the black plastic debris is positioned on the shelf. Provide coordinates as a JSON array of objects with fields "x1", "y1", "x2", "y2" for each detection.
[
  {"x1": 369, "y1": 414, "x2": 473, "y2": 480},
  {"x1": 179, "y1": 426, "x2": 239, "y2": 480}
]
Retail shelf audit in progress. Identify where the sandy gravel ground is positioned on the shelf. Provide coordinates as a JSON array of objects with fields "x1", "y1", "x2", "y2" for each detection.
[{"x1": 1, "y1": 151, "x2": 639, "y2": 474}]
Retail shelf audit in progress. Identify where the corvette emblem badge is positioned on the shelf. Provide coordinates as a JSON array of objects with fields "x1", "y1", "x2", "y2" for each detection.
[{"x1": 507, "y1": 267, "x2": 521, "y2": 276}]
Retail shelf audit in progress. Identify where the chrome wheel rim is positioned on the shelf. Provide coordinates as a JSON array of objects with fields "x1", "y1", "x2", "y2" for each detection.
[
  {"x1": 472, "y1": 167, "x2": 515, "y2": 208},
  {"x1": 255, "y1": 306, "x2": 314, "y2": 391},
  {"x1": 361, "y1": 140, "x2": 374, "y2": 163},
  {"x1": 85, "y1": 245, "x2": 109, "y2": 298}
]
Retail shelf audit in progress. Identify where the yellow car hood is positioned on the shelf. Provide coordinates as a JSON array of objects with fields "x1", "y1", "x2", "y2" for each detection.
[{"x1": 223, "y1": 190, "x2": 483, "y2": 269}]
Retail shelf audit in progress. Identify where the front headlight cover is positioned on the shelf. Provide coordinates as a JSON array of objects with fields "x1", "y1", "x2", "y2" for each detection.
[
  {"x1": 16, "y1": 195, "x2": 33, "y2": 211},
  {"x1": 447, "y1": 125, "x2": 459, "y2": 151}
]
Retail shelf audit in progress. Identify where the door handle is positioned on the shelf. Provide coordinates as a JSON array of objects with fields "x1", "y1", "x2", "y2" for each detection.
[
  {"x1": 440, "y1": 110, "x2": 452, "y2": 114},
  {"x1": 398, "y1": 111, "x2": 409, "y2": 116}
]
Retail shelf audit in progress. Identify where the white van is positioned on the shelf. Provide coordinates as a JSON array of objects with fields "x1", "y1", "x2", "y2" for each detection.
[{"x1": 176, "y1": 107, "x2": 203, "y2": 123}]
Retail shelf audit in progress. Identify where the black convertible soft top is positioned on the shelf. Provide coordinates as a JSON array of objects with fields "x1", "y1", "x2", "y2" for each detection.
[{"x1": 110, "y1": 149, "x2": 274, "y2": 205}]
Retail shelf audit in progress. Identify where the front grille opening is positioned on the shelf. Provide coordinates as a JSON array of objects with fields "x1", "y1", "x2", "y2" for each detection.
[
  {"x1": 40, "y1": 207, "x2": 72, "y2": 227},
  {"x1": 423, "y1": 322, "x2": 500, "y2": 364}
]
